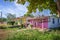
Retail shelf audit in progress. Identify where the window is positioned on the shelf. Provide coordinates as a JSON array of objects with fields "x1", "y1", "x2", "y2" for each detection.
[
  {"x1": 52, "y1": 18, "x2": 55, "y2": 24},
  {"x1": 58, "y1": 18, "x2": 59, "y2": 23}
]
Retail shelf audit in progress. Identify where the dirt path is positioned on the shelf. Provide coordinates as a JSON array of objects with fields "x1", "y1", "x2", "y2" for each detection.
[
  {"x1": 0, "y1": 28, "x2": 37, "y2": 40},
  {"x1": 0, "y1": 29, "x2": 14, "y2": 40}
]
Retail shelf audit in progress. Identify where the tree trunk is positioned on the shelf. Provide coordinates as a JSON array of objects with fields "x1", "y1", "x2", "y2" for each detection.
[{"x1": 56, "y1": 0, "x2": 60, "y2": 17}]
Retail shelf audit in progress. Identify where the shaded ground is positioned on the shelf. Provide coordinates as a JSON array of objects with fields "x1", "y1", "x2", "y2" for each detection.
[
  {"x1": 0, "y1": 29, "x2": 16, "y2": 40},
  {"x1": 0, "y1": 28, "x2": 32, "y2": 40},
  {"x1": 0, "y1": 28, "x2": 55, "y2": 40},
  {"x1": 0, "y1": 29, "x2": 8, "y2": 40},
  {"x1": 0, "y1": 29, "x2": 10, "y2": 40}
]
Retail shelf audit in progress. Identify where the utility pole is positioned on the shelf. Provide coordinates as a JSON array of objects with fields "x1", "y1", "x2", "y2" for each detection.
[
  {"x1": 0, "y1": 11, "x2": 3, "y2": 24},
  {"x1": 1, "y1": 11, "x2": 2, "y2": 19}
]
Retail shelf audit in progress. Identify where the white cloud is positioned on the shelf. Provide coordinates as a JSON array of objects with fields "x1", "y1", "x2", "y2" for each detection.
[
  {"x1": 0, "y1": 0, "x2": 28, "y2": 17},
  {"x1": 14, "y1": 0, "x2": 28, "y2": 12},
  {"x1": 2, "y1": 6, "x2": 27, "y2": 17}
]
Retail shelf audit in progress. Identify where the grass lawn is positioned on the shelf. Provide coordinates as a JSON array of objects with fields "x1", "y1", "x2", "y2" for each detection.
[
  {"x1": 0, "y1": 28, "x2": 19, "y2": 40},
  {"x1": 5, "y1": 29, "x2": 60, "y2": 40},
  {"x1": 0, "y1": 26, "x2": 60, "y2": 40}
]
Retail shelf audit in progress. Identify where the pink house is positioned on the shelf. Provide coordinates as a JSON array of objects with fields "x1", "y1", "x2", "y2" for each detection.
[{"x1": 27, "y1": 17, "x2": 48, "y2": 29}]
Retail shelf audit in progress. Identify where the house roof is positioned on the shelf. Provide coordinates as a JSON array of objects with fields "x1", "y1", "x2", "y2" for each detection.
[{"x1": 27, "y1": 16, "x2": 49, "y2": 20}]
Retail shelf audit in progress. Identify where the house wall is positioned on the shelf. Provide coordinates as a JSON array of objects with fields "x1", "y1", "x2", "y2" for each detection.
[
  {"x1": 27, "y1": 16, "x2": 60, "y2": 29},
  {"x1": 20, "y1": 17, "x2": 26, "y2": 24},
  {"x1": 48, "y1": 17, "x2": 60, "y2": 28},
  {"x1": 27, "y1": 18, "x2": 48, "y2": 29}
]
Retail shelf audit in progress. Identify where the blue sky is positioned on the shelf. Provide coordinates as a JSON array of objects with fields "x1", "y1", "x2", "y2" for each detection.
[{"x1": 0, "y1": 0, "x2": 50, "y2": 18}]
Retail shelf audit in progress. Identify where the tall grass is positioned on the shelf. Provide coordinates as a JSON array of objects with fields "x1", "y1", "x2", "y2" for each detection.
[{"x1": 6, "y1": 29, "x2": 60, "y2": 40}]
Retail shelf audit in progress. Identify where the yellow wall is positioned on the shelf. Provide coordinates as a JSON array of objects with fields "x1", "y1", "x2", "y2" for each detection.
[
  {"x1": 21, "y1": 17, "x2": 26, "y2": 24},
  {"x1": 15, "y1": 17, "x2": 27, "y2": 24}
]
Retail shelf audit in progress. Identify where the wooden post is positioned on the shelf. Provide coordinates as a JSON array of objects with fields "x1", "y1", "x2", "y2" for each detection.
[{"x1": 42, "y1": 19, "x2": 44, "y2": 30}]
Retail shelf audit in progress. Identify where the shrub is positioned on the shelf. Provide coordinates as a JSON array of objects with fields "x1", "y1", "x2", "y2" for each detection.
[
  {"x1": 0, "y1": 26, "x2": 8, "y2": 29},
  {"x1": 20, "y1": 24, "x2": 26, "y2": 28},
  {"x1": 6, "y1": 29, "x2": 60, "y2": 40},
  {"x1": 7, "y1": 21, "x2": 15, "y2": 25},
  {"x1": 0, "y1": 24, "x2": 8, "y2": 29}
]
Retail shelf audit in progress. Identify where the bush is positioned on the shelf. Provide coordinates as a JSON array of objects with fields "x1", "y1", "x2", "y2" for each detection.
[
  {"x1": 0, "y1": 24, "x2": 8, "y2": 29},
  {"x1": 14, "y1": 22, "x2": 18, "y2": 25},
  {"x1": 6, "y1": 29, "x2": 60, "y2": 40},
  {"x1": 20, "y1": 24, "x2": 26, "y2": 28},
  {"x1": 7, "y1": 21, "x2": 15, "y2": 25},
  {"x1": 0, "y1": 26, "x2": 8, "y2": 29}
]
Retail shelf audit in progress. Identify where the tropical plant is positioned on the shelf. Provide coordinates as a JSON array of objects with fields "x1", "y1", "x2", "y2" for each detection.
[{"x1": 7, "y1": 13, "x2": 16, "y2": 21}]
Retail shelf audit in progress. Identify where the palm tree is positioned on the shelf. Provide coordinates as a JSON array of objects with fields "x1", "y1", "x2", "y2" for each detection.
[{"x1": 7, "y1": 13, "x2": 16, "y2": 21}]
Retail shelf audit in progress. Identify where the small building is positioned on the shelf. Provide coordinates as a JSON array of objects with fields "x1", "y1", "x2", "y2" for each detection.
[
  {"x1": 11, "y1": 17, "x2": 28, "y2": 25},
  {"x1": 48, "y1": 15, "x2": 60, "y2": 28},
  {"x1": 26, "y1": 15, "x2": 60, "y2": 29}
]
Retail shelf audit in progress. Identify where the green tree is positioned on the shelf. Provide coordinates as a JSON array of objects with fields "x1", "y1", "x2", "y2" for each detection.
[
  {"x1": 4, "y1": 0, "x2": 60, "y2": 16},
  {"x1": 0, "y1": 17, "x2": 7, "y2": 22},
  {"x1": 6, "y1": 13, "x2": 16, "y2": 25},
  {"x1": 7, "y1": 13, "x2": 16, "y2": 21},
  {"x1": 24, "y1": 13, "x2": 34, "y2": 17}
]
